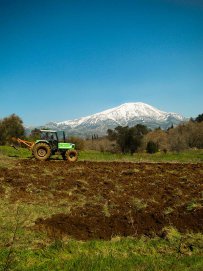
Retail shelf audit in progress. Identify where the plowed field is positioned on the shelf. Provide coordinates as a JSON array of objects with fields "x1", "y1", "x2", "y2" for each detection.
[{"x1": 0, "y1": 159, "x2": 202, "y2": 240}]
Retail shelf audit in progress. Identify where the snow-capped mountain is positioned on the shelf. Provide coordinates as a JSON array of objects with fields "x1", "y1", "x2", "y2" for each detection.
[{"x1": 45, "y1": 102, "x2": 185, "y2": 137}]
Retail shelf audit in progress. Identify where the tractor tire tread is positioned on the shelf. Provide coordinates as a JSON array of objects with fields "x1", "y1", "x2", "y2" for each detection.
[
  {"x1": 33, "y1": 142, "x2": 51, "y2": 161},
  {"x1": 65, "y1": 149, "x2": 78, "y2": 162}
]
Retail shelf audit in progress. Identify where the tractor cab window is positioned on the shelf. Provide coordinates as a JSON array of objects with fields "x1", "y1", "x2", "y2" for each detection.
[
  {"x1": 41, "y1": 132, "x2": 48, "y2": 140},
  {"x1": 57, "y1": 131, "x2": 66, "y2": 143},
  {"x1": 41, "y1": 132, "x2": 57, "y2": 141}
]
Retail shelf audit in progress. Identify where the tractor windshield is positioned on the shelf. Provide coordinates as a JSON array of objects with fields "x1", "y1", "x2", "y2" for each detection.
[
  {"x1": 57, "y1": 131, "x2": 66, "y2": 143},
  {"x1": 40, "y1": 131, "x2": 57, "y2": 141}
]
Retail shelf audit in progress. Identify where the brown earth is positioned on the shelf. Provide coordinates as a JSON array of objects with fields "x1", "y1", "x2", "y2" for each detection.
[{"x1": 0, "y1": 159, "x2": 203, "y2": 240}]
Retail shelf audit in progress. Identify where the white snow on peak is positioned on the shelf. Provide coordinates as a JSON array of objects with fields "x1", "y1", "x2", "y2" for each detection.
[
  {"x1": 55, "y1": 102, "x2": 184, "y2": 128},
  {"x1": 97, "y1": 102, "x2": 164, "y2": 120}
]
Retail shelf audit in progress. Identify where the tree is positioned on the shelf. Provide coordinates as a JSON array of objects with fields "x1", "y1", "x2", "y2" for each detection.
[
  {"x1": 107, "y1": 124, "x2": 149, "y2": 154},
  {"x1": 168, "y1": 124, "x2": 188, "y2": 152},
  {"x1": 167, "y1": 121, "x2": 203, "y2": 151},
  {"x1": 0, "y1": 114, "x2": 25, "y2": 145},
  {"x1": 5, "y1": 114, "x2": 24, "y2": 142},
  {"x1": 146, "y1": 141, "x2": 159, "y2": 154},
  {"x1": 195, "y1": 113, "x2": 203, "y2": 123},
  {"x1": 186, "y1": 121, "x2": 203, "y2": 149}
]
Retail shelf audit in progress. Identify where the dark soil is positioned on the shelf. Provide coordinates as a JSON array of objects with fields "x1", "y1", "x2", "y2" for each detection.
[{"x1": 0, "y1": 159, "x2": 203, "y2": 240}]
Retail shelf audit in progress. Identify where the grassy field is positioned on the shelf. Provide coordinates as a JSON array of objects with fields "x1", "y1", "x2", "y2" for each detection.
[
  {"x1": 0, "y1": 146, "x2": 202, "y2": 270},
  {"x1": 79, "y1": 149, "x2": 203, "y2": 163},
  {"x1": 0, "y1": 197, "x2": 202, "y2": 271},
  {"x1": 0, "y1": 232, "x2": 203, "y2": 271},
  {"x1": 0, "y1": 145, "x2": 203, "y2": 163}
]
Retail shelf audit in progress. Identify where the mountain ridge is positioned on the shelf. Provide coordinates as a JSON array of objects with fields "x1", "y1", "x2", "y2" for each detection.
[{"x1": 44, "y1": 102, "x2": 186, "y2": 137}]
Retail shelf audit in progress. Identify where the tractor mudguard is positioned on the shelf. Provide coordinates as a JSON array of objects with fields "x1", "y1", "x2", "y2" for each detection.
[{"x1": 35, "y1": 140, "x2": 49, "y2": 144}]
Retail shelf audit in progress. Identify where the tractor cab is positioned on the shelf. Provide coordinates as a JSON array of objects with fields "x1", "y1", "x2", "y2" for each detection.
[
  {"x1": 39, "y1": 130, "x2": 59, "y2": 151},
  {"x1": 40, "y1": 130, "x2": 66, "y2": 142}
]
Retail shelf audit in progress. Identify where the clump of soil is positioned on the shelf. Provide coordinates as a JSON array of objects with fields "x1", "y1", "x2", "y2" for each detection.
[{"x1": 35, "y1": 204, "x2": 203, "y2": 241}]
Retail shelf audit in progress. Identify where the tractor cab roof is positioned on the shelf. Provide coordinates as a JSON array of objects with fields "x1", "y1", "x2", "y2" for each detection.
[
  {"x1": 40, "y1": 130, "x2": 65, "y2": 133},
  {"x1": 40, "y1": 129, "x2": 57, "y2": 133}
]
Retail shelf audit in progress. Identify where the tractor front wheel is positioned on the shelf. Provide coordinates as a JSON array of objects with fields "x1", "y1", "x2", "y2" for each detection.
[
  {"x1": 33, "y1": 143, "x2": 51, "y2": 161},
  {"x1": 65, "y1": 149, "x2": 78, "y2": 162}
]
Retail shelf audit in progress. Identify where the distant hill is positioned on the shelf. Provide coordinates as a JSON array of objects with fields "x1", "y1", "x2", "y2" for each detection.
[{"x1": 43, "y1": 102, "x2": 186, "y2": 137}]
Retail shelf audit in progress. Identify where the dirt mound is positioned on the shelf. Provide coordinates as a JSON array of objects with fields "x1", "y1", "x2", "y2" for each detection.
[{"x1": 35, "y1": 204, "x2": 203, "y2": 241}]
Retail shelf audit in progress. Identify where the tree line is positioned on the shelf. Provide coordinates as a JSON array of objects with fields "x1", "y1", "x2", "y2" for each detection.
[
  {"x1": 107, "y1": 114, "x2": 203, "y2": 154},
  {"x1": 0, "y1": 113, "x2": 203, "y2": 153}
]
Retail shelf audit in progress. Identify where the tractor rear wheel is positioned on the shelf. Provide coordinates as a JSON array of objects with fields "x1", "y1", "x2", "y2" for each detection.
[
  {"x1": 65, "y1": 149, "x2": 78, "y2": 162},
  {"x1": 33, "y1": 143, "x2": 51, "y2": 161}
]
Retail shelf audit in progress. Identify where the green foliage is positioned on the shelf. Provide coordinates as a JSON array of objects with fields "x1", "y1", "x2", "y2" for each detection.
[
  {"x1": 195, "y1": 113, "x2": 203, "y2": 123},
  {"x1": 146, "y1": 141, "x2": 159, "y2": 154},
  {"x1": 0, "y1": 114, "x2": 25, "y2": 145},
  {"x1": 107, "y1": 124, "x2": 149, "y2": 154}
]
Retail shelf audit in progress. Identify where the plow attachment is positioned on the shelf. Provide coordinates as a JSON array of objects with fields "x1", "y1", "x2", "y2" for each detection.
[{"x1": 11, "y1": 137, "x2": 35, "y2": 151}]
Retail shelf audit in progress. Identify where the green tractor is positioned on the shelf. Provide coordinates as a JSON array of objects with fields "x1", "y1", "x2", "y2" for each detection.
[
  {"x1": 13, "y1": 130, "x2": 78, "y2": 162},
  {"x1": 33, "y1": 130, "x2": 78, "y2": 162}
]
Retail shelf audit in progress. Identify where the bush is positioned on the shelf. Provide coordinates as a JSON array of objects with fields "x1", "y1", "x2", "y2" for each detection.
[
  {"x1": 84, "y1": 137, "x2": 118, "y2": 153},
  {"x1": 146, "y1": 141, "x2": 159, "y2": 154},
  {"x1": 68, "y1": 136, "x2": 85, "y2": 150}
]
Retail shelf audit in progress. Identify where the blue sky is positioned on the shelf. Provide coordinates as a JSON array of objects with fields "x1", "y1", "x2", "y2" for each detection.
[{"x1": 0, "y1": 0, "x2": 203, "y2": 126}]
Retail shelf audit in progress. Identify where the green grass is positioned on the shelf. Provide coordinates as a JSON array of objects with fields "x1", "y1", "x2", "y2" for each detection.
[
  {"x1": 0, "y1": 145, "x2": 31, "y2": 159},
  {"x1": 0, "y1": 234, "x2": 203, "y2": 271},
  {"x1": 0, "y1": 199, "x2": 202, "y2": 271},
  {"x1": 0, "y1": 146, "x2": 203, "y2": 163},
  {"x1": 79, "y1": 149, "x2": 203, "y2": 163}
]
